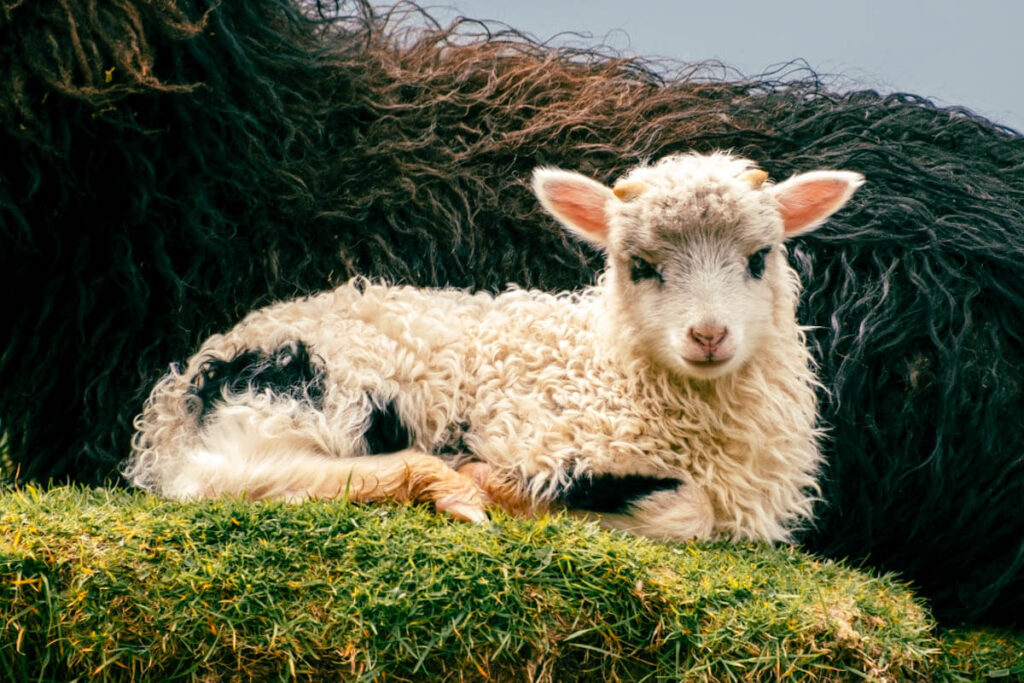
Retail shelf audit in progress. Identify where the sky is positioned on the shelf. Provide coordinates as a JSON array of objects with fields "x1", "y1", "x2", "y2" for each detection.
[{"x1": 419, "y1": 0, "x2": 1023, "y2": 134}]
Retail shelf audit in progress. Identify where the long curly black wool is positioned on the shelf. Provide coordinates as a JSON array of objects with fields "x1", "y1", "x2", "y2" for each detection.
[{"x1": 2, "y1": 0, "x2": 1022, "y2": 626}]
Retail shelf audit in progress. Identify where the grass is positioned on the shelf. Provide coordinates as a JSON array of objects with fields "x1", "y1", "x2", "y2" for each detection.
[{"x1": 0, "y1": 485, "x2": 1020, "y2": 682}]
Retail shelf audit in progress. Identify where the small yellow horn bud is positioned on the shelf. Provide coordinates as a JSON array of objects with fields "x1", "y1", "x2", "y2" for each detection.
[
  {"x1": 740, "y1": 169, "x2": 769, "y2": 188},
  {"x1": 612, "y1": 180, "x2": 648, "y2": 202}
]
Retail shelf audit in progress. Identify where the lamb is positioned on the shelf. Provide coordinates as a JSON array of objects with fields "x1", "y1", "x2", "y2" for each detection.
[{"x1": 123, "y1": 152, "x2": 862, "y2": 542}]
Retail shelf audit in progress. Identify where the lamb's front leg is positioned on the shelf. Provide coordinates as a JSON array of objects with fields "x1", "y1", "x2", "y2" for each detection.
[
  {"x1": 456, "y1": 462, "x2": 715, "y2": 540},
  {"x1": 583, "y1": 483, "x2": 716, "y2": 541}
]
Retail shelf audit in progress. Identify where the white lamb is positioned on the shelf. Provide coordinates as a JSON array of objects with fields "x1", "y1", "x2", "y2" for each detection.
[{"x1": 124, "y1": 152, "x2": 863, "y2": 542}]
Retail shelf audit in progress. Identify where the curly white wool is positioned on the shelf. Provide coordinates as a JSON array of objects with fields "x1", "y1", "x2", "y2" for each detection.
[{"x1": 124, "y1": 152, "x2": 864, "y2": 542}]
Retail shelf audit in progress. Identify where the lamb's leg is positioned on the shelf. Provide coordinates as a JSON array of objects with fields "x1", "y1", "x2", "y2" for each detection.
[
  {"x1": 592, "y1": 484, "x2": 716, "y2": 540},
  {"x1": 358, "y1": 449, "x2": 492, "y2": 523},
  {"x1": 155, "y1": 405, "x2": 490, "y2": 521},
  {"x1": 273, "y1": 449, "x2": 492, "y2": 523},
  {"x1": 174, "y1": 442, "x2": 491, "y2": 523}
]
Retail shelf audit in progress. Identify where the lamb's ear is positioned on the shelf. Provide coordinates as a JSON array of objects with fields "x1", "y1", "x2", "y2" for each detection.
[
  {"x1": 770, "y1": 170, "x2": 865, "y2": 237},
  {"x1": 532, "y1": 168, "x2": 615, "y2": 246}
]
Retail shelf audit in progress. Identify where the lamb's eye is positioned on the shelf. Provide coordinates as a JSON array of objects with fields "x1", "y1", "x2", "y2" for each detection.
[
  {"x1": 630, "y1": 256, "x2": 663, "y2": 284},
  {"x1": 746, "y1": 247, "x2": 772, "y2": 280}
]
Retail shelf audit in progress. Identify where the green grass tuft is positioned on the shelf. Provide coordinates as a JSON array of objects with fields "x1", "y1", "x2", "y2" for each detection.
[
  {"x1": 0, "y1": 485, "x2": 1019, "y2": 681},
  {"x1": 934, "y1": 627, "x2": 1024, "y2": 682}
]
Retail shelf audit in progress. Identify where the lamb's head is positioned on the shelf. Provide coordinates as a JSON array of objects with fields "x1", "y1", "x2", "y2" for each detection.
[{"x1": 533, "y1": 152, "x2": 863, "y2": 380}]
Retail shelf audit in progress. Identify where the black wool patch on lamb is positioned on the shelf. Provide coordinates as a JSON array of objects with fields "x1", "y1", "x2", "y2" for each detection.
[
  {"x1": 191, "y1": 342, "x2": 325, "y2": 420},
  {"x1": 556, "y1": 473, "x2": 683, "y2": 514},
  {"x1": 364, "y1": 399, "x2": 411, "y2": 454}
]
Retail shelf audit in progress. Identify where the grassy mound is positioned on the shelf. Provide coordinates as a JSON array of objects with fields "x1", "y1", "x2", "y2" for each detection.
[{"x1": 0, "y1": 486, "x2": 1020, "y2": 682}]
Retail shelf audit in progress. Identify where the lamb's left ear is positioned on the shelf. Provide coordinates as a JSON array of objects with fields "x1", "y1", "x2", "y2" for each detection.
[
  {"x1": 532, "y1": 168, "x2": 616, "y2": 246},
  {"x1": 770, "y1": 170, "x2": 865, "y2": 237}
]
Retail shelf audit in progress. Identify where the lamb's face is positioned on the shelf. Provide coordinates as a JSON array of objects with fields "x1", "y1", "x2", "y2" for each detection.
[
  {"x1": 604, "y1": 166, "x2": 788, "y2": 379},
  {"x1": 533, "y1": 152, "x2": 863, "y2": 381}
]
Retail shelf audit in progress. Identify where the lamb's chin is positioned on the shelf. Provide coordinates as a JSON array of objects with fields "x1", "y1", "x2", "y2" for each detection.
[
  {"x1": 652, "y1": 345, "x2": 743, "y2": 381},
  {"x1": 681, "y1": 357, "x2": 736, "y2": 378}
]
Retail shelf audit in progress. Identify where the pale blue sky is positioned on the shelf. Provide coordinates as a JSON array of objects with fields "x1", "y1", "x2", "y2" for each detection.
[{"x1": 421, "y1": 1, "x2": 1023, "y2": 134}]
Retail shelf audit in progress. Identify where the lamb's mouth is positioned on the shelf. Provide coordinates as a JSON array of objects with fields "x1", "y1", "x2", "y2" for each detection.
[{"x1": 684, "y1": 357, "x2": 733, "y2": 370}]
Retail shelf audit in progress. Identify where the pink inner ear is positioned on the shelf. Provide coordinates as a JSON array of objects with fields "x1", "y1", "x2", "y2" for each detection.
[
  {"x1": 778, "y1": 178, "x2": 849, "y2": 234},
  {"x1": 545, "y1": 182, "x2": 609, "y2": 237}
]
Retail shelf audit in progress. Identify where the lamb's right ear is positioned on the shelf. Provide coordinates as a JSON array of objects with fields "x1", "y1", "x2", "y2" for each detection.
[{"x1": 532, "y1": 168, "x2": 616, "y2": 246}]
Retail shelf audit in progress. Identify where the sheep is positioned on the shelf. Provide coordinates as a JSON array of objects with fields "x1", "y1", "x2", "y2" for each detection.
[{"x1": 123, "y1": 153, "x2": 863, "y2": 542}]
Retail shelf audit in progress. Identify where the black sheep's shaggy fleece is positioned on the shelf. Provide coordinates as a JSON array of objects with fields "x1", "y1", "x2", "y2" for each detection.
[{"x1": 2, "y1": 0, "x2": 1022, "y2": 626}]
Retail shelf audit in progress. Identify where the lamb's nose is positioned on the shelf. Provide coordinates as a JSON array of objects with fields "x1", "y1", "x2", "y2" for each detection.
[{"x1": 689, "y1": 325, "x2": 729, "y2": 353}]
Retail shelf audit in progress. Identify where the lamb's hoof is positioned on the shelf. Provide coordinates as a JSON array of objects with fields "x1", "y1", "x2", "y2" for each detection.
[
  {"x1": 456, "y1": 461, "x2": 538, "y2": 518},
  {"x1": 435, "y1": 495, "x2": 489, "y2": 523}
]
